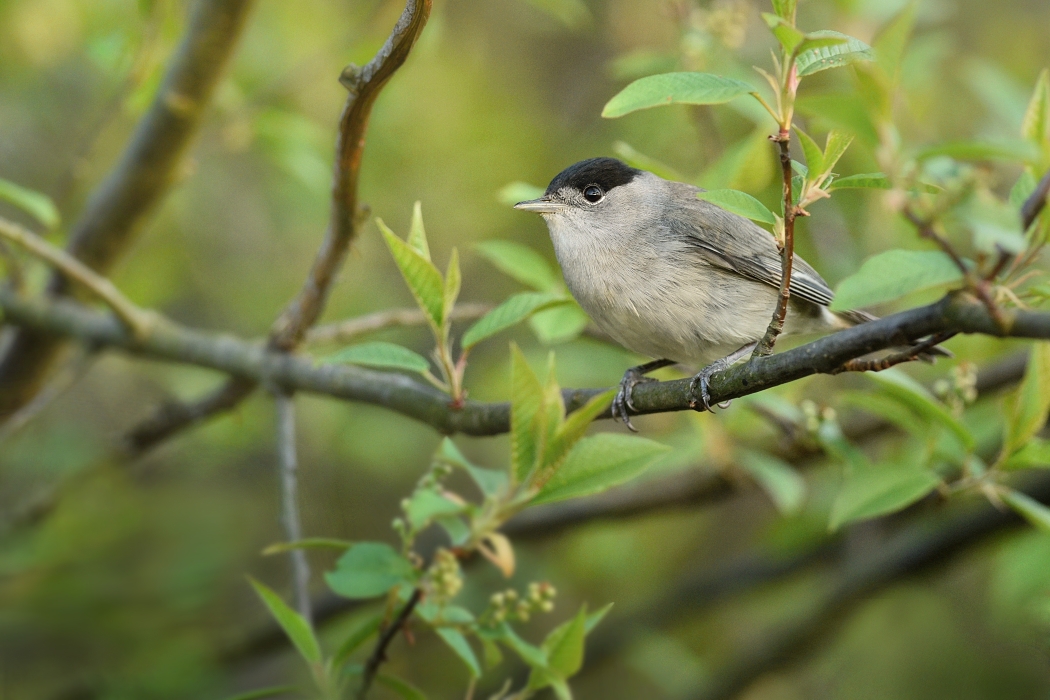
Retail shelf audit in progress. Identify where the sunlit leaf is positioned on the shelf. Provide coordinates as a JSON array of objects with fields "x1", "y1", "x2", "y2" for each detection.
[
  {"x1": 530, "y1": 302, "x2": 591, "y2": 345},
  {"x1": 822, "y1": 130, "x2": 855, "y2": 174},
  {"x1": 376, "y1": 674, "x2": 427, "y2": 700},
  {"x1": 408, "y1": 201, "x2": 431, "y2": 261},
  {"x1": 325, "y1": 542, "x2": 417, "y2": 599},
  {"x1": 533, "y1": 390, "x2": 618, "y2": 487},
  {"x1": 1005, "y1": 342, "x2": 1050, "y2": 454},
  {"x1": 696, "y1": 189, "x2": 776, "y2": 225},
  {"x1": 0, "y1": 178, "x2": 60, "y2": 229},
  {"x1": 443, "y1": 248, "x2": 461, "y2": 326},
  {"x1": 531, "y1": 433, "x2": 669, "y2": 505},
  {"x1": 602, "y1": 72, "x2": 755, "y2": 118},
  {"x1": 543, "y1": 605, "x2": 587, "y2": 677},
  {"x1": 497, "y1": 181, "x2": 545, "y2": 206},
  {"x1": 322, "y1": 341, "x2": 431, "y2": 374},
  {"x1": 738, "y1": 449, "x2": 807, "y2": 515},
  {"x1": 795, "y1": 31, "x2": 873, "y2": 77},
  {"x1": 474, "y1": 240, "x2": 561, "y2": 292},
  {"x1": 1001, "y1": 489, "x2": 1050, "y2": 532},
  {"x1": 463, "y1": 292, "x2": 570, "y2": 349},
  {"x1": 1021, "y1": 68, "x2": 1050, "y2": 147},
  {"x1": 378, "y1": 219, "x2": 445, "y2": 330},
  {"x1": 248, "y1": 577, "x2": 322, "y2": 665},
  {"x1": 830, "y1": 249, "x2": 965, "y2": 311},
  {"x1": 1003, "y1": 438, "x2": 1050, "y2": 470},
  {"x1": 829, "y1": 465, "x2": 940, "y2": 530},
  {"x1": 436, "y1": 628, "x2": 481, "y2": 678},
  {"x1": 793, "y1": 126, "x2": 824, "y2": 180}
]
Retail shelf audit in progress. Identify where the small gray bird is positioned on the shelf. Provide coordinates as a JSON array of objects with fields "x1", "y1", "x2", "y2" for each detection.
[{"x1": 514, "y1": 157, "x2": 930, "y2": 430}]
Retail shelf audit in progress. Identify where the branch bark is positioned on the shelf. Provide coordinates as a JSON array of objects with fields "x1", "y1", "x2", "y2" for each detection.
[{"x1": 0, "y1": 0, "x2": 256, "y2": 421}]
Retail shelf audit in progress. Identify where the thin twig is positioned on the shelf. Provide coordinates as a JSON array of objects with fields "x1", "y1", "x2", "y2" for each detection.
[
  {"x1": 306, "y1": 302, "x2": 492, "y2": 345},
  {"x1": 275, "y1": 391, "x2": 312, "y2": 622},
  {"x1": 358, "y1": 588, "x2": 423, "y2": 700},
  {"x1": 831, "y1": 332, "x2": 956, "y2": 374},
  {"x1": 754, "y1": 134, "x2": 797, "y2": 357},
  {"x1": 1022, "y1": 168, "x2": 1050, "y2": 232},
  {"x1": 0, "y1": 217, "x2": 154, "y2": 338}
]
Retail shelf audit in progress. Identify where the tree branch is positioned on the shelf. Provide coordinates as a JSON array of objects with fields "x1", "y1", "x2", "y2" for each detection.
[
  {"x1": 3, "y1": 290, "x2": 1048, "y2": 436},
  {"x1": 0, "y1": 0, "x2": 256, "y2": 421},
  {"x1": 358, "y1": 588, "x2": 423, "y2": 700},
  {"x1": 275, "y1": 391, "x2": 312, "y2": 622},
  {"x1": 754, "y1": 135, "x2": 797, "y2": 357},
  {"x1": 306, "y1": 303, "x2": 492, "y2": 346}
]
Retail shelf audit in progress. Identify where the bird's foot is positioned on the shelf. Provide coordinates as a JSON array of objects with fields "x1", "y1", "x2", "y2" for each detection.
[
  {"x1": 688, "y1": 362, "x2": 729, "y2": 412},
  {"x1": 612, "y1": 367, "x2": 657, "y2": 432}
]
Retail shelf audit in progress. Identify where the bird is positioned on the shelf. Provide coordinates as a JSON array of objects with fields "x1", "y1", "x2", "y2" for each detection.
[{"x1": 514, "y1": 157, "x2": 942, "y2": 430}]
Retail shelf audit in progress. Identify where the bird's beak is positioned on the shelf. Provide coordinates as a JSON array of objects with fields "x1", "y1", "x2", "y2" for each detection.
[{"x1": 514, "y1": 197, "x2": 566, "y2": 213}]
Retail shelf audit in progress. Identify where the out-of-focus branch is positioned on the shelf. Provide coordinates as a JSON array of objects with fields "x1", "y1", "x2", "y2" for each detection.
[
  {"x1": 0, "y1": 0, "x2": 256, "y2": 422},
  {"x1": 3, "y1": 290, "x2": 1048, "y2": 436},
  {"x1": 306, "y1": 303, "x2": 492, "y2": 345},
  {"x1": 275, "y1": 391, "x2": 312, "y2": 621},
  {"x1": 358, "y1": 588, "x2": 423, "y2": 700},
  {"x1": 0, "y1": 346, "x2": 97, "y2": 445},
  {"x1": 1022, "y1": 168, "x2": 1050, "y2": 231}
]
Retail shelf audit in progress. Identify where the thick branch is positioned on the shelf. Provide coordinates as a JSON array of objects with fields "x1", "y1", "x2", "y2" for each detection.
[
  {"x1": 3, "y1": 290, "x2": 1049, "y2": 436},
  {"x1": 0, "y1": 0, "x2": 256, "y2": 421}
]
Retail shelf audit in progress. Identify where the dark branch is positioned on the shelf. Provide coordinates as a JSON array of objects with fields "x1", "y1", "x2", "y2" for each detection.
[
  {"x1": 0, "y1": 0, "x2": 256, "y2": 422},
  {"x1": 3, "y1": 290, "x2": 1048, "y2": 436},
  {"x1": 1022, "y1": 168, "x2": 1050, "y2": 231},
  {"x1": 358, "y1": 588, "x2": 423, "y2": 700}
]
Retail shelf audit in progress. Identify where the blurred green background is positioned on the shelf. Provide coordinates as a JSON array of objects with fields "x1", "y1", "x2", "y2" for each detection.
[{"x1": 2, "y1": 0, "x2": 1050, "y2": 698}]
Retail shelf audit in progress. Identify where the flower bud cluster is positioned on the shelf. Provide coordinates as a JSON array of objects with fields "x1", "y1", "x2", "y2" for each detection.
[
  {"x1": 934, "y1": 362, "x2": 978, "y2": 414},
  {"x1": 482, "y1": 582, "x2": 556, "y2": 625},
  {"x1": 425, "y1": 548, "x2": 463, "y2": 604}
]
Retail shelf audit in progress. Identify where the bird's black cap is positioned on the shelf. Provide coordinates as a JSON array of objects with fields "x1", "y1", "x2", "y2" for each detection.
[{"x1": 545, "y1": 157, "x2": 641, "y2": 196}]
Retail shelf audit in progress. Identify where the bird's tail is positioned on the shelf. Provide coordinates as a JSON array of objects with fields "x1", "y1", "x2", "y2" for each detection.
[{"x1": 828, "y1": 308, "x2": 952, "y2": 361}]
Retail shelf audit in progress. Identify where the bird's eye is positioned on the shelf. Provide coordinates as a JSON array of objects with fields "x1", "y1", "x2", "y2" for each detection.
[{"x1": 583, "y1": 185, "x2": 604, "y2": 203}]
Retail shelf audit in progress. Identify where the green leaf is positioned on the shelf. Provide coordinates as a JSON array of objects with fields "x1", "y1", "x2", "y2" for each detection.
[
  {"x1": 612, "y1": 141, "x2": 686, "y2": 182},
  {"x1": 696, "y1": 189, "x2": 776, "y2": 225},
  {"x1": 822, "y1": 130, "x2": 855, "y2": 175},
  {"x1": 827, "y1": 172, "x2": 890, "y2": 190},
  {"x1": 408, "y1": 201, "x2": 431, "y2": 261},
  {"x1": 496, "y1": 621, "x2": 548, "y2": 668},
  {"x1": 0, "y1": 178, "x2": 60, "y2": 229},
  {"x1": 1001, "y1": 489, "x2": 1050, "y2": 532},
  {"x1": 867, "y1": 370, "x2": 975, "y2": 451},
  {"x1": 533, "y1": 390, "x2": 619, "y2": 488},
  {"x1": 248, "y1": 577, "x2": 322, "y2": 665},
  {"x1": 795, "y1": 31, "x2": 874, "y2": 77},
  {"x1": 375, "y1": 674, "x2": 427, "y2": 700},
  {"x1": 1010, "y1": 170, "x2": 1037, "y2": 210},
  {"x1": 462, "y1": 293, "x2": 570, "y2": 349},
  {"x1": 797, "y1": 94, "x2": 879, "y2": 146},
  {"x1": 378, "y1": 218, "x2": 445, "y2": 331},
  {"x1": 436, "y1": 515, "x2": 471, "y2": 546},
  {"x1": 829, "y1": 249, "x2": 965, "y2": 311},
  {"x1": 794, "y1": 126, "x2": 825, "y2": 180},
  {"x1": 262, "y1": 538, "x2": 354, "y2": 555},
  {"x1": 762, "y1": 13, "x2": 805, "y2": 54},
  {"x1": 916, "y1": 140, "x2": 1041, "y2": 164},
  {"x1": 221, "y1": 686, "x2": 298, "y2": 700},
  {"x1": 474, "y1": 240, "x2": 561, "y2": 292},
  {"x1": 443, "y1": 248, "x2": 461, "y2": 327},
  {"x1": 738, "y1": 449, "x2": 807, "y2": 515},
  {"x1": 1003, "y1": 438, "x2": 1050, "y2": 470},
  {"x1": 544, "y1": 605, "x2": 588, "y2": 677},
  {"x1": 1022, "y1": 68, "x2": 1050, "y2": 146},
  {"x1": 331, "y1": 613, "x2": 383, "y2": 669},
  {"x1": 405, "y1": 489, "x2": 465, "y2": 530},
  {"x1": 497, "y1": 181, "x2": 545, "y2": 207},
  {"x1": 322, "y1": 341, "x2": 431, "y2": 374},
  {"x1": 873, "y1": 2, "x2": 917, "y2": 83},
  {"x1": 530, "y1": 302, "x2": 591, "y2": 345},
  {"x1": 602, "y1": 72, "x2": 756, "y2": 118},
  {"x1": 770, "y1": 0, "x2": 797, "y2": 23},
  {"x1": 584, "y1": 602, "x2": 613, "y2": 633},
  {"x1": 829, "y1": 465, "x2": 940, "y2": 530},
  {"x1": 795, "y1": 33, "x2": 850, "y2": 57},
  {"x1": 436, "y1": 438, "x2": 508, "y2": 496},
  {"x1": 436, "y1": 628, "x2": 481, "y2": 678},
  {"x1": 511, "y1": 345, "x2": 545, "y2": 484},
  {"x1": 531, "y1": 433, "x2": 670, "y2": 505},
  {"x1": 1005, "y1": 343, "x2": 1050, "y2": 454},
  {"x1": 325, "y1": 542, "x2": 417, "y2": 599}
]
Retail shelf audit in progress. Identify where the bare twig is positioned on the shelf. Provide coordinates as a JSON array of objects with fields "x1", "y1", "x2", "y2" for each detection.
[
  {"x1": 0, "y1": 0, "x2": 256, "y2": 422},
  {"x1": 307, "y1": 303, "x2": 492, "y2": 345},
  {"x1": 754, "y1": 135, "x2": 797, "y2": 357},
  {"x1": 831, "y1": 332, "x2": 956, "y2": 374},
  {"x1": 358, "y1": 588, "x2": 423, "y2": 700},
  {"x1": 3, "y1": 289, "x2": 1049, "y2": 436},
  {"x1": 0, "y1": 217, "x2": 154, "y2": 337},
  {"x1": 1022, "y1": 168, "x2": 1050, "y2": 232},
  {"x1": 275, "y1": 391, "x2": 312, "y2": 622}
]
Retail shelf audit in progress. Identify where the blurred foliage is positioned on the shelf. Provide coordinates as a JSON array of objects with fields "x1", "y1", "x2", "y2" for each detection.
[{"x1": 1, "y1": 0, "x2": 1050, "y2": 699}]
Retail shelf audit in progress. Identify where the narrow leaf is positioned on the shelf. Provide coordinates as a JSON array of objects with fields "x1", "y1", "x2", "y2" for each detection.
[
  {"x1": 738, "y1": 449, "x2": 807, "y2": 515},
  {"x1": 408, "y1": 201, "x2": 431, "y2": 261},
  {"x1": 475, "y1": 240, "x2": 561, "y2": 292},
  {"x1": 443, "y1": 248, "x2": 461, "y2": 327},
  {"x1": 602, "y1": 72, "x2": 756, "y2": 118},
  {"x1": 463, "y1": 293, "x2": 570, "y2": 349},
  {"x1": 1001, "y1": 489, "x2": 1050, "y2": 532},
  {"x1": 533, "y1": 389, "x2": 618, "y2": 487},
  {"x1": 248, "y1": 577, "x2": 322, "y2": 665},
  {"x1": 436, "y1": 628, "x2": 481, "y2": 677},
  {"x1": 794, "y1": 126, "x2": 825, "y2": 180},
  {"x1": 795, "y1": 31, "x2": 874, "y2": 77},
  {"x1": 0, "y1": 178, "x2": 60, "y2": 229},
  {"x1": 262, "y1": 538, "x2": 354, "y2": 555},
  {"x1": 1006, "y1": 342, "x2": 1050, "y2": 454},
  {"x1": 532, "y1": 433, "x2": 670, "y2": 505},
  {"x1": 585, "y1": 602, "x2": 613, "y2": 633},
  {"x1": 378, "y1": 219, "x2": 445, "y2": 330},
  {"x1": 1021, "y1": 68, "x2": 1050, "y2": 146},
  {"x1": 771, "y1": 0, "x2": 797, "y2": 23},
  {"x1": 322, "y1": 341, "x2": 431, "y2": 374},
  {"x1": 510, "y1": 345, "x2": 545, "y2": 484},
  {"x1": 497, "y1": 622, "x2": 548, "y2": 668},
  {"x1": 829, "y1": 466, "x2": 940, "y2": 530},
  {"x1": 827, "y1": 172, "x2": 889, "y2": 190},
  {"x1": 325, "y1": 542, "x2": 417, "y2": 599},
  {"x1": 822, "y1": 130, "x2": 855, "y2": 174},
  {"x1": 696, "y1": 189, "x2": 776, "y2": 225},
  {"x1": 375, "y1": 674, "x2": 427, "y2": 700},
  {"x1": 829, "y1": 249, "x2": 965, "y2": 311}
]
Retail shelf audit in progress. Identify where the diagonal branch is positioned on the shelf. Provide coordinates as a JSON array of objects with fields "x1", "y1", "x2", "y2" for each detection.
[{"x1": 0, "y1": 0, "x2": 256, "y2": 422}]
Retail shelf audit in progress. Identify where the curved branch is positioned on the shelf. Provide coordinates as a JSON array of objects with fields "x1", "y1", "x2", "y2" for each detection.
[
  {"x1": 2, "y1": 291, "x2": 1049, "y2": 436},
  {"x1": 0, "y1": 0, "x2": 256, "y2": 421}
]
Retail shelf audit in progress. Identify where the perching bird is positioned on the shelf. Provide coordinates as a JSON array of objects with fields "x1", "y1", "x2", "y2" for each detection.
[{"x1": 514, "y1": 157, "x2": 939, "y2": 430}]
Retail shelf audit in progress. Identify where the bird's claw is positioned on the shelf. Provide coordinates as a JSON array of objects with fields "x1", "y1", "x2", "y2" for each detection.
[
  {"x1": 612, "y1": 368, "x2": 655, "y2": 432},
  {"x1": 688, "y1": 364, "x2": 731, "y2": 412}
]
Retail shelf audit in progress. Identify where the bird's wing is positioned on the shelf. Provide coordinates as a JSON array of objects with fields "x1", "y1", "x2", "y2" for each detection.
[{"x1": 669, "y1": 183, "x2": 835, "y2": 307}]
